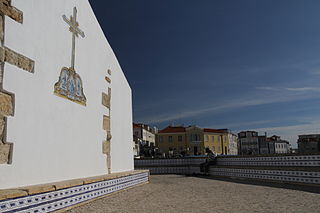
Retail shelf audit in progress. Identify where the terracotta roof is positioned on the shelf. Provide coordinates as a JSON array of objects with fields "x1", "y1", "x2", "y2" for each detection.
[
  {"x1": 158, "y1": 126, "x2": 186, "y2": 133},
  {"x1": 133, "y1": 123, "x2": 141, "y2": 128},
  {"x1": 203, "y1": 128, "x2": 226, "y2": 133}
]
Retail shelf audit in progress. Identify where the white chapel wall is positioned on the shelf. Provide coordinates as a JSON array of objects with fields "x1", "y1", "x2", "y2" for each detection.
[{"x1": 0, "y1": 0, "x2": 133, "y2": 189}]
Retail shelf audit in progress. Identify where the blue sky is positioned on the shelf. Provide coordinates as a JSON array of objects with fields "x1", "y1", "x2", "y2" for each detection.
[{"x1": 91, "y1": 0, "x2": 320, "y2": 147}]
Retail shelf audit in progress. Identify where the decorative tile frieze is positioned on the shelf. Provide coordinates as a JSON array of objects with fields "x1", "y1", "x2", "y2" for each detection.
[
  {"x1": 54, "y1": 67, "x2": 86, "y2": 106},
  {"x1": 0, "y1": 172, "x2": 149, "y2": 213},
  {"x1": 217, "y1": 155, "x2": 320, "y2": 162},
  {"x1": 216, "y1": 155, "x2": 320, "y2": 167},
  {"x1": 210, "y1": 168, "x2": 320, "y2": 185}
]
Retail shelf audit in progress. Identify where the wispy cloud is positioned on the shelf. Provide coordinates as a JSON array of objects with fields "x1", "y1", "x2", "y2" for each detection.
[
  {"x1": 309, "y1": 70, "x2": 320, "y2": 75},
  {"x1": 251, "y1": 118, "x2": 320, "y2": 147},
  {"x1": 139, "y1": 90, "x2": 318, "y2": 124},
  {"x1": 256, "y1": 86, "x2": 278, "y2": 91},
  {"x1": 217, "y1": 119, "x2": 277, "y2": 129},
  {"x1": 285, "y1": 87, "x2": 320, "y2": 92},
  {"x1": 257, "y1": 86, "x2": 320, "y2": 92}
]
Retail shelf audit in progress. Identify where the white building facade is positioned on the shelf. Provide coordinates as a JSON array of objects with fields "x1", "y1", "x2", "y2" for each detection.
[
  {"x1": 0, "y1": 0, "x2": 134, "y2": 189},
  {"x1": 238, "y1": 131, "x2": 259, "y2": 155},
  {"x1": 228, "y1": 133, "x2": 238, "y2": 155},
  {"x1": 274, "y1": 141, "x2": 290, "y2": 154},
  {"x1": 133, "y1": 123, "x2": 157, "y2": 147}
]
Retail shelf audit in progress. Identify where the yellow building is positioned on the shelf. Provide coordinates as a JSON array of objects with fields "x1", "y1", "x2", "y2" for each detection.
[{"x1": 156, "y1": 125, "x2": 237, "y2": 156}]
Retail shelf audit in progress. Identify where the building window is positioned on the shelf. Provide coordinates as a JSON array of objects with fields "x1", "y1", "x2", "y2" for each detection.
[
  {"x1": 190, "y1": 134, "x2": 200, "y2": 142},
  {"x1": 212, "y1": 136, "x2": 215, "y2": 141},
  {"x1": 195, "y1": 134, "x2": 200, "y2": 141},
  {"x1": 205, "y1": 135, "x2": 208, "y2": 141},
  {"x1": 159, "y1": 136, "x2": 163, "y2": 142},
  {"x1": 218, "y1": 146, "x2": 220, "y2": 152},
  {"x1": 178, "y1": 135, "x2": 182, "y2": 142},
  {"x1": 169, "y1": 136, "x2": 173, "y2": 142}
]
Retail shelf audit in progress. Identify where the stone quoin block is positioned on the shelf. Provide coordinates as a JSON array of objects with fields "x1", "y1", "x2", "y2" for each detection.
[
  {"x1": 0, "y1": 47, "x2": 5, "y2": 62},
  {"x1": 0, "y1": 116, "x2": 4, "y2": 139},
  {"x1": 105, "y1": 76, "x2": 111, "y2": 83},
  {"x1": 0, "y1": 143, "x2": 11, "y2": 164},
  {"x1": 102, "y1": 140, "x2": 110, "y2": 155},
  {"x1": 103, "y1": 115, "x2": 110, "y2": 131},
  {"x1": 0, "y1": 0, "x2": 23, "y2": 23},
  {"x1": 0, "y1": 92, "x2": 13, "y2": 116},
  {"x1": 107, "y1": 155, "x2": 111, "y2": 173},
  {"x1": 0, "y1": 15, "x2": 4, "y2": 42},
  {"x1": 3, "y1": 47, "x2": 35, "y2": 73},
  {"x1": 101, "y1": 88, "x2": 111, "y2": 109}
]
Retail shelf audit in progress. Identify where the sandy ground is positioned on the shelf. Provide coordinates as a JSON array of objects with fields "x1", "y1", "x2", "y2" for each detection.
[{"x1": 67, "y1": 175, "x2": 320, "y2": 213}]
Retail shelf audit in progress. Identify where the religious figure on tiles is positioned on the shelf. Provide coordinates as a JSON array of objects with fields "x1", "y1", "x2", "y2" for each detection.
[{"x1": 54, "y1": 7, "x2": 86, "y2": 106}]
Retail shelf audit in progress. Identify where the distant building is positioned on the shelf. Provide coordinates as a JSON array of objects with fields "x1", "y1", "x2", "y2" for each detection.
[
  {"x1": 268, "y1": 135, "x2": 290, "y2": 154},
  {"x1": 228, "y1": 133, "x2": 238, "y2": 155},
  {"x1": 133, "y1": 123, "x2": 158, "y2": 157},
  {"x1": 258, "y1": 134, "x2": 269, "y2": 154},
  {"x1": 238, "y1": 132, "x2": 289, "y2": 155},
  {"x1": 156, "y1": 125, "x2": 237, "y2": 156},
  {"x1": 238, "y1": 131, "x2": 259, "y2": 155},
  {"x1": 298, "y1": 134, "x2": 320, "y2": 153}
]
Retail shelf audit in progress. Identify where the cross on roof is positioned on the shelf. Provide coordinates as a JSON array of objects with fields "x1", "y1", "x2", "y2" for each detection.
[{"x1": 62, "y1": 7, "x2": 85, "y2": 69}]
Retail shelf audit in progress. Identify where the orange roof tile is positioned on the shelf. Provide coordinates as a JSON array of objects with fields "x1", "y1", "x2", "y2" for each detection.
[
  {"x1": 203, "y1": 128, "x2": 226, "y2": 133},
  {"x1": 158, "y1": 126, "x2": 186, "y2": 133}
]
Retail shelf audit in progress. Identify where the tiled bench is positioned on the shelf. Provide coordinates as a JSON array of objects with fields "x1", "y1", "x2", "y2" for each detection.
[{"x1": 0, "y1": 170, "x2": 149, "y2": 213}]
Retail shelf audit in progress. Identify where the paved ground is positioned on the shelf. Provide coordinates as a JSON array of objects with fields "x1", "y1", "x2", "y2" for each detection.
[{"x1": 67, "y1": 175, "x2": 320, "y2": 213}]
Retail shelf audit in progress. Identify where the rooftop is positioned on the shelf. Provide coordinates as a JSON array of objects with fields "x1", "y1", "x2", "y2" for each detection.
[
  {"x1": 158, "y1": 126, "x2": 186, "y2": 133},
  {"x1": 158, "y1": 125, "x2": 229, "y2": 134}
]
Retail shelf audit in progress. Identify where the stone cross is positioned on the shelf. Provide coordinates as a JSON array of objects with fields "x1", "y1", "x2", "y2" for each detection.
[{"x1": 62, "y1": 7, "x2": 85, "y2": 70}]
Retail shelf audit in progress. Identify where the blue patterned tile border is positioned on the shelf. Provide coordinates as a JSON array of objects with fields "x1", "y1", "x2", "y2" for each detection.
[
  {"x1": 137, "y1": 167, "x2": 201, "y2": 175},
  {"x1": 216, "y1": 155, "x2": 320, "y2": 167},
  {"x1": 0, "y1": 172, "x2": 149, "y2": 213},
  {"x1": 135, "y1": 159, "x2": 206, "y2": 167},
  {"x1": 210, "y1": 168, "x2": 320, "y2": 185}
]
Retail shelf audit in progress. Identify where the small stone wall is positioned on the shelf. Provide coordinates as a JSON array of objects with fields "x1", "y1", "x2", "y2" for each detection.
[
  {"x1": 211, "y1": 154, "x2": 320, "y2": 186},
  {"x1": 135, "y1": 154, "x2": 320, "y2": 186},
  {"x1": 0, "y1": 170, "x2": 149, "y2": 213},
  {"x1": 135, "y1": 158, "x2": 206, "y2": 175}
]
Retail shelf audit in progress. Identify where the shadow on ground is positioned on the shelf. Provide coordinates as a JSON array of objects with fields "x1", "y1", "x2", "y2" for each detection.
[{"x1": 190, "y1": 174, "x2": 320, "y2": 194}]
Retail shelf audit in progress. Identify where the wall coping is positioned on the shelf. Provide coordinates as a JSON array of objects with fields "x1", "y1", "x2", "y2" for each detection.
[{"x1": 135, "y1": 153, "x2": 320, "y2": 160}]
